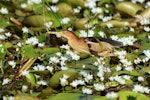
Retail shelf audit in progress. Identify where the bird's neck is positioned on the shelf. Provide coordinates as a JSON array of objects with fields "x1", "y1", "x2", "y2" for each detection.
[{"x1": 67, "y1": 33, "x2": 80, "y2": 41}]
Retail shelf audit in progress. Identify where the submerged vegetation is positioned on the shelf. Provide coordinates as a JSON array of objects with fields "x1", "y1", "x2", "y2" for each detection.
[{"x1": 0, "y1": 0, "x2": 150, "y2": 100}]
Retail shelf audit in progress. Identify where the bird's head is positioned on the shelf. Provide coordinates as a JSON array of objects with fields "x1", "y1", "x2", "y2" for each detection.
[{"x1": 48, "y1": 30, "x2": 77, "y2": 40}]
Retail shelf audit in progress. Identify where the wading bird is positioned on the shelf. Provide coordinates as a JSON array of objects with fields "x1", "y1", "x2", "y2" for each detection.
[{"x1": 48, "y1": 30, "x2": 122, "y2": 56}]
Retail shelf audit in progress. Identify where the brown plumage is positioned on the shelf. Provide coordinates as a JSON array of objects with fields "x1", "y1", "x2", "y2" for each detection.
[{"x1": 48, "y1": 30, "x2": 122, "y2": 56}]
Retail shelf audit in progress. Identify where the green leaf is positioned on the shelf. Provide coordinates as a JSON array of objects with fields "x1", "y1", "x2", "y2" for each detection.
[
  {"x1": 93, "y1": 96, "x2": 108, "y2": 100},
  {"x1": 37, "y1": 87, "x2": 57, "y2": 99},
  {"x1": 0, "y1": 45, "x2": 6, "y2": 59},
  {"x1": 49, "y1": 70, "x2": 79, "y2": 89},
  {"x1": 15, "y1": 95, "x2": 39, "y2": 100},
  {"x1": 37, "y1": 34, "x2": 46, "y2": 42},
  {"x1": 118, "y1": 91, "x2": 150, "y2": 100},
  {"x1": 22, "y1": 45, "x2": 38, "y2": 58},
  {"x1": 113, "y1": 70, "x2": 143, "y2": 76},
  {"x1": 35, "y1": 47, "x2": 60, "y2": 54},
  {"x1": 26, "y1": 73, "x2": 37, "y2": 86},
  {"x1": 47, "y1": 93, "x2": 97, "y2": 100},
  {"x1": 0, "y1": 18, "x2": 12, "y2": 27}
]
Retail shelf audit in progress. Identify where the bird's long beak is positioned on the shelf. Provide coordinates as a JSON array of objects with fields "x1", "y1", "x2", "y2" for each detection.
[{"x1": 47, "y1": 31, "x2": 64, "y2": 36}]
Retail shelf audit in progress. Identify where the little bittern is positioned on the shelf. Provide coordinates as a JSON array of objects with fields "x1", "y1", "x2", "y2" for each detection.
[{"x1": 48, "y1": 30, "x2": 122, "y2": 56}]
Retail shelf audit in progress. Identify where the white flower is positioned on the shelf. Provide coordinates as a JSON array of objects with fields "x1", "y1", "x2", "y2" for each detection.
[
  {"x1": 124, "y1": 22, "x2": 129, "y2": 26},
  {"x1": 73, "y1": 6, "x2": 81, "y2": 13},
  {"x1": 98, "y1": 31, "x2": 105, "y2": 38},
  {"x1": 60, "y1": 44, "x2": 70, "y2": 50},
  {"x1": 22, "y1": 27, "x2": 29, "y2": 33},
  {"x1": 17, "y1": 42, "x2": 22, "y2": 47},
  {"x1": 114, "y1": 50, "x2": 126, "y2": 59},
  {"x1": 21, "y1": 3, "x2": 27, "y2": 8},
  {"x1": 49, "y1": 56, "x2": 60, "y2": 64},
  {"x1": 82, "y1": 87, "x2": 92, "y2": 94},
  {"x1": 114, "y1": 75, "x2": 126, "y2": 84},
  {"x1": 101, "y1": 16, "x2": 112, "y2": 22},
  {"x1": 33, "y1": 64, "x2": 46, "y2": 71},
  {"x1": 144, "y1": 87, "x2": 150, "y2": 94},
  {"x1": 111, "y1": 35, "x2": 119, "y2": 40},
  {"x1": 79, "y1": 30, "x2": 87, "y2": 37},
  {"x1": 78, "y1": 80, "x2": 85, "y2": 85},
  {"x1": 140, "y1": 18, "x2": 150, "y2": 25},
  {"x1": 2, "y1": 78, "x2": 11, "y2": 85},
  {"x1": 46, "y1": 66, "x2": 53, "y2": 72},
  {"x1": 125, "y1": 66, "x2": 134, "y2": 72},
  {"x1": 148, "y1": 35, "x2": 150, "y2": 39},
  {"x1": 132, "y1": 84, "x2": 145, "y2": 93},
  {"x1": 0, "y1": 7, "x2": 8, "y2": 14},
  {"x1": 93, "y1": 62, "x2": 99, "y2": 66},
  {"x1": 82, "y1": 65, "x2": 86, "y2": 68},
  {"x1": 146, "y1": 1, "x2": 150, "y2": 8},
  {"x1": 72, "y1": 54, "x2": 80, "y2": 60},
  {"x1": 0, "y1": 35, "x2": 6, "y2": 40},
  {"x1": 61, "y1": 17, "x2": 70, "y2": 24},
  {"x1": 27, "y1": 0, "x2": 42, "y2": 4},
  {"x1": 52, "y1": 0, "x2": 59, "y2": 3},
  {"x1": 120, "y1": 59, "x2": 132, "y2": 66},
  {"x1": 8, "y1": 60, "x2": 16, "y2": 68},
  {"x1": 134, "y1": 57, "x2": 141, "y2": 64},
  {"x1": 37, "y1": 80, "x2": 47, "y2": 85},
  {"x1": 87, "y1": 30, "x2": 94, "y2": 37},
  {"x1": 48, "y1": 6, "x2": 58, "y2": 12},
  {"x1": 26, "y1": 37, "x2": 39, "y2": 45},
  {"x1": 91, "y1": 7, "x2": 102, "y2": 14},
  {"x1": 70, "y1": 80, "x2": 79, "y2": 88},
  {"x1": 118, "y1": 36, "x2": 137, "y2": 46},
  {"x1": 138, "y1": 76, "x2": 144, "y2": 82},
  {"x1": 123, "y1": 75, "x2": 131, "y2": 80},
  {"x1": 97, "y1": 70, "x2": 104, "y2": 78},
  {"x1": 109, "y1": 76, "x2": 115, "y2": 81},
  {"x1": 143, "y1": 50, "x2": 150, "y2": 58},
  {"x1": 60, "y1": 56, "x2": 68, "y2": 62},
  {"x1": 60, "y1": 66, "x2": 68, "y2": 70},
  {"x1": 60, "y1": 74, "x2": 69, "y2": 86},
  {"x1": 80, "y1": 71, "x2": 88, "y2": 77},
  {"x1": 105, "y1": 67, "x2": 111, "y2": 73},
  {"x1": 85, "y1": 0, "x2": 96, "y2": 8},
  {"x1": 106, "y1": 23, "x2": 113, "y2": 28},
  {"x1": 68, "y1": 27, "x2": 73, "y2": 31},
  {"x1": 44, "y1": 21, "x2": 53, "y2": 28},
  {"x1": 38, "y1": 43, "x2": 44, "y2": 47},
  {"x1": 106, "y1": 92, "x2": 118, "y2": 99},
  {"x1": 144, "y1": 26, "x2": 150, "y2": 32},
  {"x1": 84, "y1": 24, "x2": 92, "y2": 29},
  {"x1": 56, "y1": 52, "x2": 62, "y2": 56},
  {"x1": 116, "y1": 65, "x2": 122, "y2": 71},
  {"x1": 22, "y1": 70, "x2": 29, "y2": 76},
  {"x1": 5, "y1": 32, "x2": 12, "y2": 37},
  {"x1": 129, "y1": 27, "x2": 135, "y2": 32},
  {"x1": 66, "y1": 51, "x2": 80, "y2": 60},
  {"x1": 22, "y1": 85, "x2": 28, "y2": 91},
  {"x1": 94, "y1": 83, "x2": 105, "y2": 91},
  {"x1": 84, "y1": 74, "x2": 93, "y2": 82},
  {"x1": 3, "y1": 96, "x2": 14, "y2": 100},
  {"x1": 0, "y1": 28, "x2": 5, "y2": 33},
  {"x1": 132, "y1": 0, "x2": 145, "y2": 4},
  {"x1": 142, "y1": 57, "x2": 149, "y2": 63}
]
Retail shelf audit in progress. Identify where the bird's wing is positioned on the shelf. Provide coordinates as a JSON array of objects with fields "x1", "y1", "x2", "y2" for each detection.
[
  {"x1": 85, "y1": 37, "x2": 123, "y2": 47},
  {"x1": 86, "y1": 40, "x2": 117, "y2": 56}
]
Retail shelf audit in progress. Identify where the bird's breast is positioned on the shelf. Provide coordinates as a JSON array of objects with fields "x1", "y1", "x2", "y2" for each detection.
[{"x1": 68, "y1": 39, "x2": 90, "y2": 54}]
